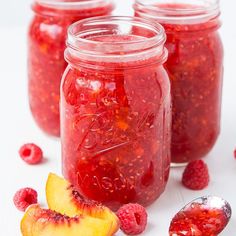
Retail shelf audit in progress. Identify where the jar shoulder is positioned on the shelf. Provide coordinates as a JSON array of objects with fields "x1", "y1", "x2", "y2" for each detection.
[
  {"x1": 28, "y1": 15, "x2": 69, "y2": 44},
  {"x1": 61, "y1": 65, "x2": 170, "y2": 108},
  {"x1": 166, "y1": 31, "x2": 223, "y2": 53},
  {"x1": 165, "y1": 31, "x2": 224, "y2": 69}
]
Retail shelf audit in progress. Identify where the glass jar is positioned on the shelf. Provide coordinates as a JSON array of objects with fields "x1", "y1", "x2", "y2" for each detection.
[
  {"x1": 28, "y1": 0, "x2": 114, "y2": 137},
  {"x1": 61, "y1": 16, "x2": 171, "y2": 210},
  {"x1": 134, "y1": 0, "x2": 224, "y2": 163}
]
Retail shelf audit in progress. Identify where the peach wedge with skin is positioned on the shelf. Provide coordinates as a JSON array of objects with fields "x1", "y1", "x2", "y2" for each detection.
[
  {"x1": 46, "y1": 173, "x2": 119, "y2": 235},
  {"x1": 21, "y1": 204, "x2": 113, "y2": 236}
]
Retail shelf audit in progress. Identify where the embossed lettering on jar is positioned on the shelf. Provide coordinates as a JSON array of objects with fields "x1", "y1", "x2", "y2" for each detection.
[
  {"x1": 28, "y1": 0, "x2": 114, "y2": 136},
  {"x1": 61, "y1": 16, "x2": 171, "y2": 210},
  {"x1": 134, "y1": 0, "x2": 224, "y2": 163}
]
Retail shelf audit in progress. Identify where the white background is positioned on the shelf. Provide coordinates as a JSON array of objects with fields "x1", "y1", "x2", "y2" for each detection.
[{"x1": 0, "y1": 0, "x2": 236, "y2": 235}]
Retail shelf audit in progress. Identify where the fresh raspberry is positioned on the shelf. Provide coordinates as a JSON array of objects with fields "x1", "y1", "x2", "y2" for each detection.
[
  {"x1": 117, "y1": 203, "x2": 148, "y2": 235},
  {"x1": 234, "y1": 148, "x2": 236, "y2": 159},
  {"x1": 182, "y1": 160, "x2": 209, "y2": 190},
  {"x1": 19, "y1": 143, "x2": 43, "y2": 164},
  {"x1": 13, "y1": 188, "x2": 38, "y2": 211}
]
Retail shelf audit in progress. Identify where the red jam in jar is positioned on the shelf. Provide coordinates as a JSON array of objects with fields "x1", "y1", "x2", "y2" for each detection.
[
  {"x1": 61, "y1": 16, "x2": 171, "y2": 210},
  {"x1": 28, "y1": 0, "x2": 114, "y2": 136},
  {"x1": 134, "y1": 0, "x2": 224, "y2": 163}
]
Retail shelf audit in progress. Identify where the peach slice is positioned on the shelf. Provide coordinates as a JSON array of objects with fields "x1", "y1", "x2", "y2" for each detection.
[
  {"x1": 46, "y1": 173, "x2": 119, "y2": 235},
  {"x1": 21, "y1": 204, "x2": 112, "y2": 236}
]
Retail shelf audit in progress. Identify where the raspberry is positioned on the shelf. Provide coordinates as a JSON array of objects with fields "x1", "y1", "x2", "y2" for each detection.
[
  {"x1": 117, "y1": 203, "x2": 148, "y2": 235},
  {"x1": 234, "y1": 148, "x2": 236, "y2": 159},
  {"x1": 182, "y1": 160, "x2": 209, "y2": 190},
  {"x1": 13, "y1": 188, "x2": 38, "y2": 211},
  {"x1": 19, "y1": 143, "x2": 43, "y2": 164}
]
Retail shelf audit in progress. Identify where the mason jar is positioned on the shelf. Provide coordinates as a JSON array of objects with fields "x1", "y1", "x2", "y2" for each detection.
[
  {"x1": 134, "y1": 0, "x2": 224, "y2": 163},
  {"x1": 28, "y1": 0, "x2": 114, "y2": 136},
  {"x1": 61, "y1": 16, "x2": 171, "y2": 210}
]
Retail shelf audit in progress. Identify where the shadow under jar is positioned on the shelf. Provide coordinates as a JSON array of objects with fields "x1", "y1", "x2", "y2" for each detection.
[
  {"x1": 61, "y1": 16, "x2": 171, "y2": 210},
  {"x1": 134, "y1": 0, "x2": 224, "y2": 164},
  {"x1": 28, "y1": 0, "x2": 114, "y2": 137}
]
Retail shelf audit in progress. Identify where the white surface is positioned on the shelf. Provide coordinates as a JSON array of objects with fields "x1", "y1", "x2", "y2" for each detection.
[{"x1": 0, "y1": 0, "x2": 236, "y2": 235}]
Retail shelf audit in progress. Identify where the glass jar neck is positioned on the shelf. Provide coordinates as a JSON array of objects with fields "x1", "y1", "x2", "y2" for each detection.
[
  {"x1": 32, "y1": 0, "x2": 114, "y2": 17},
  {"x1": 134, "y1": 0, "x2": 220, "y2": 26},
  {"x1": 65, "y1": 16, "x2": 168, "y2": 70}
]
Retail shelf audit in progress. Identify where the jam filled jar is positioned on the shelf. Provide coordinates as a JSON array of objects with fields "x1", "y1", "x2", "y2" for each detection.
[
  {"x1": 61, "y1": 16, "x2": 171, "y2": 210},
  {"x1": 28, "y1": 0, "x2": 114, "y2": 136},
  {"x1": 134, "y1": 0, "x2": 224, "y2": 163}
]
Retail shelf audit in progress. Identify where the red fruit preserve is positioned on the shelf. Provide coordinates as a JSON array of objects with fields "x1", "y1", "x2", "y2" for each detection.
[
  {"x1": 61, "y1": 16, "x2": 171, "y2": 210},
  {"x1": 28, "y1": 0, "x2": 114, "y2": 136},
  {"x1": 134, "y1": 0, "x2": 224, "y2": 163},
  {"x1": 169, "y1": 201, "x2": 230, "y2": 236}
]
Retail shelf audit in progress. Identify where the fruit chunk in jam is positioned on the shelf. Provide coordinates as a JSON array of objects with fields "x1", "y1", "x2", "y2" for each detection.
[
  {"x1": 61, "y1": 30, "x2": 171, "y2": 210},
  {"x1": 169, "y1": 202, "x2": 229, "y2": 236},
  {"x1": 28, "y1": 1, "x2": 113, "y2": 136}
]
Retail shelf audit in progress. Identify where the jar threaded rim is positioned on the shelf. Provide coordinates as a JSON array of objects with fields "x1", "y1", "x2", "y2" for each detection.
[
  {"x1": 134, "y1": 0, "x2": 220, "y2": 24},
  {"x1": 66, "y1": 16, "x2": 167, "y2": 65}
]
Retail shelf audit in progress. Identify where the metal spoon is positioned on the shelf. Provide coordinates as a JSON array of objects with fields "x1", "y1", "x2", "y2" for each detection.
[{"x1": 169, "y1": 196, "x2": 232, "y2": 235}]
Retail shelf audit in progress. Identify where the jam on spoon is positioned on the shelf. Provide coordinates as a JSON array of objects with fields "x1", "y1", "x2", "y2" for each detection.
[{"x1": 169, "y1": 196, "x2": 232, "y2": 236}]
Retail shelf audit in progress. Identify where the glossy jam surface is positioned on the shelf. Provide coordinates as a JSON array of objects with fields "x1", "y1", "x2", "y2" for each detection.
[
  {"x1": 61, "y1": 35, "x2": 171, "y2": 210},
  {"x1": 136, "y1": 3, "x2": 223, "y2": 163},
  {"x1": 28, "y1": 2, "x2": 113, "y2": 136},
  {"x1": 169, "y1": 202, "x2": 229, "y2": 236}
]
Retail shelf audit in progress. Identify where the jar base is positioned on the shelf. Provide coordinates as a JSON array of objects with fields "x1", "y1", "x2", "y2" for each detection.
[{"x1": 171, "y1": 162, "x2": 188, "y2": 168}]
